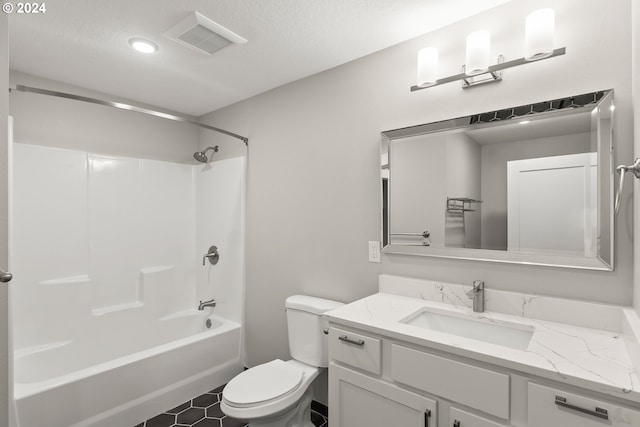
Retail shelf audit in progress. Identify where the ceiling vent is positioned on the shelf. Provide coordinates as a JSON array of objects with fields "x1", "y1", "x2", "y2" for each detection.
[{"x1": 165, "y1": 12, "x2": 247, "y2": 55}]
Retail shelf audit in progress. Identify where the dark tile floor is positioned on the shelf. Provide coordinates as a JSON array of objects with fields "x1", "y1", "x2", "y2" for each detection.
[{"x1": 134, "y1": 384, "x2": 328, "y2": 427}]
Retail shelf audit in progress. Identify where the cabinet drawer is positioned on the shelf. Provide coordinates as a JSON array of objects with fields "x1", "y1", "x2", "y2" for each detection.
[
  {"x1": 390, "y1": 344, "x2": 509, "y2": 419},
  {"x1": 528, "y1": 382, "x2": 640, "y2": 427},
  {"x1": 329, "y1": 327, "x2": 381, "y2": 375},
  {"x1": 450, "y1": 407, "x2": 508, "y2": 427}
]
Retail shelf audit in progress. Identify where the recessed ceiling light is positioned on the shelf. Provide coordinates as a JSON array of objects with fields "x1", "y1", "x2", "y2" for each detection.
[
  {"x1": 128, "y1": 38, "x2": 158, "y2": 54},
  {"x1": 519, "y1": 120, "x2": 530, "y2": 125}
]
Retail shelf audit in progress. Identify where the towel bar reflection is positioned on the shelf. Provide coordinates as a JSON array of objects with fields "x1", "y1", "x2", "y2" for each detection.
[
  {"x1": 447, "y1": 197, "x2": 482, "y2": 212},
  {"x1": 390, "y1": 231, "x2": 431, "y2": 246}
]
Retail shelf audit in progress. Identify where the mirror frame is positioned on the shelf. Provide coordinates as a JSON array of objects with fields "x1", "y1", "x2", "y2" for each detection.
[{"x1": 381, "y1": 90, "x2": 615, "y2": 271}]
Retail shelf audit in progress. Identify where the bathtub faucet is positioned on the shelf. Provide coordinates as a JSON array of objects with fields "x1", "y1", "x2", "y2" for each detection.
[{"x1": 198, "y1": 298, "x2": 217, "y2": 310}]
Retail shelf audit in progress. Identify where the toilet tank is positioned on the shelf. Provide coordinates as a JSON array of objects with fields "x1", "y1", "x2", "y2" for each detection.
[{"x1": 285, "y1": 295, "x2": 344, "y2": 367}]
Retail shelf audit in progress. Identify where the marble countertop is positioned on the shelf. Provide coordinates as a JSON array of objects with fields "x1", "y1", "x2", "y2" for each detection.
[{"x1": 325, "y1": 275, "x2": 640, "y2": 405}]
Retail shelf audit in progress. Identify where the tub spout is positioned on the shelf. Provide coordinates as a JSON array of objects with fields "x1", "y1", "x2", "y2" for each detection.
[{"x1": 198, "y1": 298, "x2": 216, "y2": 310}]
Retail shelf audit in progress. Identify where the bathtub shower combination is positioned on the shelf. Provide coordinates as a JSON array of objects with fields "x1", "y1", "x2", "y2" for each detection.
[{"x1": 10, "y1": 143, "x2": 246, "y2": 427}]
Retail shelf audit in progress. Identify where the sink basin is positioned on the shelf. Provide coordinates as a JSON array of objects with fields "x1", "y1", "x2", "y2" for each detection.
[{"x1": 401, "y1": 308, "x2": 534, "y2": 350}]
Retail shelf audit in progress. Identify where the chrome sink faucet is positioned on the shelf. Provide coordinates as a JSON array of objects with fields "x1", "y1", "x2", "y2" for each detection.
[
  {"x1": 198, "y1": 298, "x2": 217, "y2": 310},
  {"x1": 466, "y1": 280, "x2": 485, "y2": 313}
]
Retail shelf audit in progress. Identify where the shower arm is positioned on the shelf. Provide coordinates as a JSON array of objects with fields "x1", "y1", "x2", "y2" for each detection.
[
  {"x1": 201, "y1": 146, "x2": 219, "y2": 155},
  {"x1": 9, "y1": 85, "x2": 249, "y2": 146}
]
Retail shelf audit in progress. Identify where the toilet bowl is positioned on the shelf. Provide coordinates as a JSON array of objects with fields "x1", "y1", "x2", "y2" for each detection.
[
  {"x1": 220, "y1": 359, "x2": 319, "y2": 426},
  {"x1": 220, "y1": 295, "x2": 343, "y2": 427}
]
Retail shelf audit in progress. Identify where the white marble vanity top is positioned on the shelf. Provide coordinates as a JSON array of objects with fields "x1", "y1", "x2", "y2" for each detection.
[{"x1": 326, "y1": 274, "x2": 640, "y2": 405}]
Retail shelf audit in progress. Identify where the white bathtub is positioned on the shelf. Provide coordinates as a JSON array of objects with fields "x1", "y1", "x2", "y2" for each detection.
[{"x1": 14, "y1": 311, "x2": 243, "y2": 427}]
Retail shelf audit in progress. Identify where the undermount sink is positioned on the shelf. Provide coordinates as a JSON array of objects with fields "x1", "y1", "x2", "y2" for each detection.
[{"x1": 401, "y1": 308, "x2": 534, "y2": 350}]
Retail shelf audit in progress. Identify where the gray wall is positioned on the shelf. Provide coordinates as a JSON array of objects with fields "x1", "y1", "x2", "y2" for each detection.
[
  {"x1": 479, "y1": 132, "x2": 591, "y2": 250},
  {"x1": 391, "y1": 133, "x2": 446, "y2": 246},
  {"x1": 389, "y1": 131, "x2": 481, "y2": 249},
  {"x1": 9, "y1": 71, "x2": 199, "y2": 163},
  {"x1": 198, "y1": 0, "x2": 635, "y2": 388},
  {"x1": 446, "y1": 133, "x2": 481, "y2": 249}
]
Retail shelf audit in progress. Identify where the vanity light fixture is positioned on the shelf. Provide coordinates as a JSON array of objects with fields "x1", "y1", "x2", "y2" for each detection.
[
  {"x1": 411, "y1": 8, "x2": 564, "y2": 92},
  {"x1": 129, "y1": 38, "x2": 159, "y2": 54}
]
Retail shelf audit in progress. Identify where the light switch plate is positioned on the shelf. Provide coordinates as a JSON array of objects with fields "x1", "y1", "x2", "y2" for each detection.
[{"x1": 368, "y1": 241, "x2": 381, "y2": 263}]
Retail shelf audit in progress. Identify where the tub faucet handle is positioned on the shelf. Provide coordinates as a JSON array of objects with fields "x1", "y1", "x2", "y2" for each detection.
[{"x1": 202, "y1": 246, "x2": 220, "y2": 266}]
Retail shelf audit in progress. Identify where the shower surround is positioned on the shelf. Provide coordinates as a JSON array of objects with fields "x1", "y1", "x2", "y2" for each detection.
[{"x1": 10, "y1": 143, "x2": 246, "y2": 427}]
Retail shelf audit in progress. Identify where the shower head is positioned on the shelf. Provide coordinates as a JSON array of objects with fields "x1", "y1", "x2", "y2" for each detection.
[
  {"x1": 194, "y1": 146, "x2": 219, "y2": 163},
  {"x1": 193, "y1": 151, "x2": 208, "y2": 163}
]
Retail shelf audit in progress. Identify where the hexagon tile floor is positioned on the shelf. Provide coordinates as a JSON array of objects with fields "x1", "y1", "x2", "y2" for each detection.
[{"x1": 134, "y1": 384, "x2": 328, "y2": 427}]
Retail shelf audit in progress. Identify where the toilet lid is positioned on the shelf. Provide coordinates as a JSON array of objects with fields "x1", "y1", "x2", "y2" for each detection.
[{"x1": 223, "y1": 359, "x2": 303, "y2": 406}]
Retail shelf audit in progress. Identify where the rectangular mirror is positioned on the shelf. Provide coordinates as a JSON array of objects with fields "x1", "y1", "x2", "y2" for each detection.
[{"x1": 381, "y1": 90, "x2": 614, "y2": 270}]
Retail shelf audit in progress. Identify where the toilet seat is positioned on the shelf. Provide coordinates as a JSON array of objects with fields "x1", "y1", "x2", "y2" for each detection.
[
  {"x1": 221, "y1": 359, "x2": 321, "y2": 421},
  {"x1": 223, "y1": 359, "x2": 303, "y2": 407}
]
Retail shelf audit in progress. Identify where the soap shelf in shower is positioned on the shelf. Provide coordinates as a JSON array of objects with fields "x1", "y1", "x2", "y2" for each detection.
[{"x1": 447, "y1": 197, "x2": 482, "y2": 212}]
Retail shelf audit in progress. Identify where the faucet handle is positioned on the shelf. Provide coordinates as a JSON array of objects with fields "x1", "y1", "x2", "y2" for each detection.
[
  {"x1": 466, "y1": 280, "x2": 484, "y2": 298},
  {"x1": 202, "y1": 245, "x2": 220, "y2": 266}
]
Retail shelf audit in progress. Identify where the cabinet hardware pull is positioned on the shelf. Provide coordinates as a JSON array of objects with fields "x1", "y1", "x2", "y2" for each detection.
[
  {"x1": 338, "y1": 335, "x2": 365, "y2": 346},
  {"x1": 554, "y1": 395, "x2": 609, "y2": 420},
  {"x1": 424, "y1": 409, "x2": 431, "y2": 427},
  {"x1": 453, "y1": 420, "x2": 460, "y2": 427}
]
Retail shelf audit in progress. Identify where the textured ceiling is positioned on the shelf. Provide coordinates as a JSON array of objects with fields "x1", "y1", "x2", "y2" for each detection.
[{"x1": 9, "y1": 0, "x2": 511, "y2": 116}]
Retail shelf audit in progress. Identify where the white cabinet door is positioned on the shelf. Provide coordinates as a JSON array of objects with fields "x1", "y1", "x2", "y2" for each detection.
[
  {"x1": 329, "y1": 363, "x2": 436, "y2": 427},
  {"x1": 528, "y1": 383, "x2": 640, "y2": 427}
]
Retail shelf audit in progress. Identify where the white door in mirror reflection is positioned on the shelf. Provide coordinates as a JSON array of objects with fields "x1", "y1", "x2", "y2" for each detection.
[{"x1": 507, "y1": 152, "x2": 597, "y2": 256}]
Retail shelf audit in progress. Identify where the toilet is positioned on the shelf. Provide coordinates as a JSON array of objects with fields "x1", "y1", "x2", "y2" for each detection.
[{"x1": 221, "y1": 295, "x2": 344, "y2": 427}]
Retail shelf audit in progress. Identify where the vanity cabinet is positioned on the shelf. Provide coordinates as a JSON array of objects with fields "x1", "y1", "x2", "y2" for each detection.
[{"x1": 328, "y1": 324, "x2": 640, "y2": 427}]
